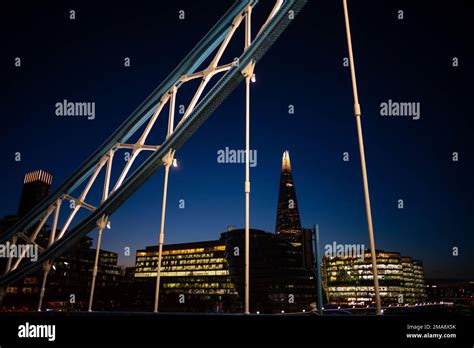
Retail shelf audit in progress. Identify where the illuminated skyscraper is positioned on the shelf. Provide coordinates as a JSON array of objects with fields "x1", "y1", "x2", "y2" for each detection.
[
  {"x1": 275, "y1": 151, "x2": 302, "y2": 243},
  {"x1": 17, "y1": 169, "x2": 52, "y2": 217}
]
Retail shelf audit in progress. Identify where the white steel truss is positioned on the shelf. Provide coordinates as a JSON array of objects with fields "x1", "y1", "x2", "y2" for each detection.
[{"x1": 1, "y1": 0, "x2": 290, "y2": 311}]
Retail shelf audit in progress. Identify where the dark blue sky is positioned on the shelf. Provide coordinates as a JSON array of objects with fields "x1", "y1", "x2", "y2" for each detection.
[{"x1": 1, "y1": 1, "x2": 472, "y2": 278}]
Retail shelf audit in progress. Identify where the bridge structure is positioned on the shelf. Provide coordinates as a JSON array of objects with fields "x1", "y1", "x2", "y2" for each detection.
[{"x1": 0, "y1": 0, "x2": 382, "y2": 314}]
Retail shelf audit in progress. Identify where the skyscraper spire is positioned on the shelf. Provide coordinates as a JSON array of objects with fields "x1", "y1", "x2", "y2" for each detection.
[
  {"x1": 276, "y1": 150, "x2": 302, "y2": 243},
  {"x1": 282, "y1": 150, "x2": 291, "y2": 172}
]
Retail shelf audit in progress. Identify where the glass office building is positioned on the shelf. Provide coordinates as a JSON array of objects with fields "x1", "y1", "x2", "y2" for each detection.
[
  {"x1": 322, "y1": 250, "x2": 427, "y2": 306},
  {"x1": 134, "y1": 238, "x2": 240, "y2": 312},
  {"x1": 134, "y1": 229, "x2": 316, "y2": 313}
]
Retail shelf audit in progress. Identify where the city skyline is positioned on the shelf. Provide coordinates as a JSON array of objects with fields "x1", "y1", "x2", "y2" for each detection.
[
  {"x1": 1, "y1": 0, "x2": 472, "y2": 280},
  {"x1": 1, "y1": 142, "x2": 468, "y2": 280}
]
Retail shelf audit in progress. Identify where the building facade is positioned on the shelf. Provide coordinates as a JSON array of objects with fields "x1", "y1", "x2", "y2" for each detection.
[
  {"x1": 4, "y1": 236, "x2": 122, "y2": 311},
  {"x1": 223, "y1": 228, "x2": 315, "y2": 313},
  {"x1": 134, "y1": 229, "x2": 317, "y2": 313},
  {"x1": 134, "y1": 237, "x2": 239, "y2": 312},
  {"x1": 322, "y1": 250, "x2": 427, "y2": 306}
]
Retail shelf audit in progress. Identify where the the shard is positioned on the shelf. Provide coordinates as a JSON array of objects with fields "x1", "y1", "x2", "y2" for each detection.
[{"x1": 275, "y1": 150, "x2": 302, "y2": 244}]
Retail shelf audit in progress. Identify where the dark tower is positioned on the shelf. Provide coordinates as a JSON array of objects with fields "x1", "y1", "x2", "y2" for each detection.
[
  {"x1": 275, "y1": 151, "x2": 302, "y2": 244},
  {"x1": 17, "y1": 170, "x2": 53, "y2": 218}
]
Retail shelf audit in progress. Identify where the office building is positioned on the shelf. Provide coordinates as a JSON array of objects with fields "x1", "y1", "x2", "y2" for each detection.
[
  {"x1": 135, "y1": 237, "x2": 239, "y2": 312},
  {"x1": 4, "y1": 236, "x2": 122, "y2": 310},
  {"x1": 134, "y1": 229, "x2": 316, "y2": 313},
  {"x1": 17, "y1": 170, "x2": 52, "y2": 218},
  {"x1": 322, "y1": 249, "x2": 427, "y2": 306}
]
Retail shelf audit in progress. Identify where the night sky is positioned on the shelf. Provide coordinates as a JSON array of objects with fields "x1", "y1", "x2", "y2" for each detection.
[{"x1": 1, "y1": 1, "x2": 472, "y2": 278}]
